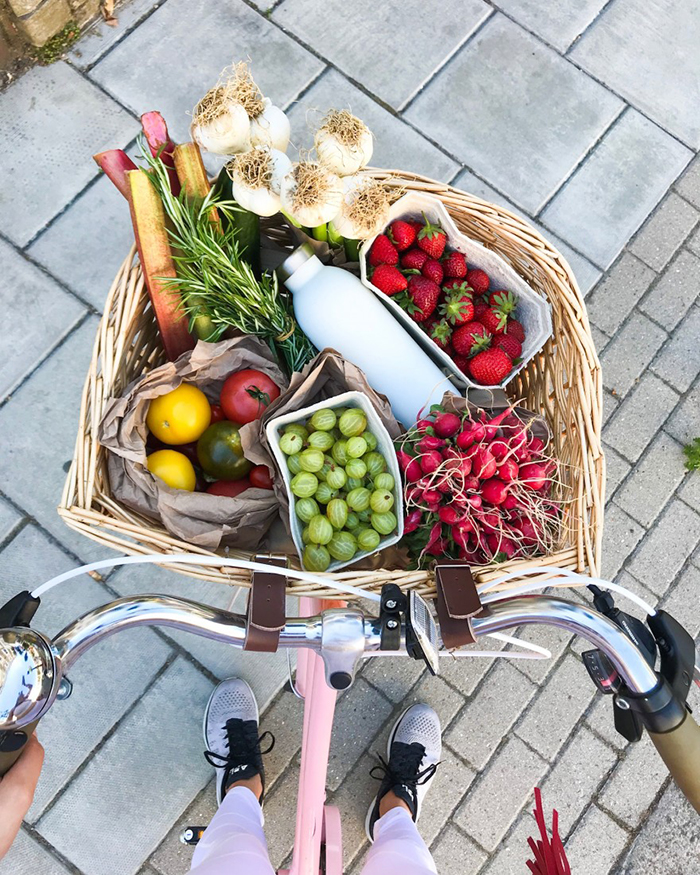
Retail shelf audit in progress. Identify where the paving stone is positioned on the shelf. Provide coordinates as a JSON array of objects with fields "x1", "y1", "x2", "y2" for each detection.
[
  {"x1": 362, "y1": 655, "x2": 427, "y2": 704},
  {"x1": 619, "y1": 782, "x2": 700, "y2": 874},
  {"x1": 91, "y1": 0, "x2": 324, "y2": 143},
  {"x1": 598, "y1": 735, "x2": 671, "y2": 828},
  {"x1": 430, "y1": 823, "x2": 487, "y2": 875},
  {"x1": 419, "y1": 746, "x2": 476, "y2": 846},
  {"x1": 688, "y1": 225, "x2": 700, "y2": 257},
  {"x1": 69, "y1": 0, "x2": 161, "y2": 68},
  {"x1": 260, "y1": 690, "x2": 304, "y2": 790},
  {"x1": 675, "y1": 156, "x2": 700, "y2": 208},
  {"x1": 408, "y1": 15, "x2": 622, "y2": 214},
  {"x1": 0, "y1": 239, "x2": 86, "y2": 399},
  {"x1": 0, "y1": 317, "x2": 108, "y2": 563},
  {"x1": 438, "y1": 635, "x2": 507, "y2": 696},
  {"x1": 454, "y1": 736, "x2": 547, "y2": 852},
  {"x1": 38, "y1": 658, "x2": 213, "y2": 875},
  {"x1": 570, "y1": 0, "x2": 700, "y2": 147},
  {"x1": 0, "y1": 497, "x2": 22, "y2": 542},
  {"x1": 586, "y1": 253, "x2": 657, "y2": 336},
  {"x1": 666, "y1": 380, "x2": 700, "y2": 445},
  {"x1": 590, "y1": 323, "x2": 608, "y2": 353},
  {"x1": 492, "y1": 0, "x2": 607, "y2": 51},
  {"x1": 479, "y1": 813, "x2": 537, "y2": 875},
  {"x1": 600, "y1": 311, "x2": 667, "y2": 398},
  {"x1": 515, "y1": 654, "x2": 595, "y2": 761},
  {"x1": 639, "y1": 248, "x2": 700, "y2": 330},
  {"x1": 275, "y1": 0, "x2": 490, "y2": 110},
  {"x1": 327, "y1": 678, "x2": 393, "y2": 791},
  {"x1": 615, "y1": 431, "x2": 687, "y2": 527},
  {"x1": 603, "y1": 373, "x2": 680, "y2": 462},
  {"x1": 446, "y1": 661, "x2": 536, "y2": 769},
  {"x1": 541, "y1": 110, "x2": 691, "y2": 268},
  {"x1": 149, "y1": 781, "x2": 218, "y2": 875},
  {"x1": 263, "y1": 762, "x2": 301, "y2": 869},
  {"x1": 509, "y1": 622, "x2": 574, "y2": 684},
  {"x1": 403, "y1": 673, "x2": 465, "y2": 730},
  {"x1": 602, "y1": 391, "x2": 619, "y2": 428},
  {"x1": 539, "y1": 726, "x2": 618, "y2": 837},
  {"x1": 629, "y1": 192, "x2": 699, "y2": 271},
  {"x1": 286, "y1": 69, "x2": 458, "y2": 183},
  {"x1": 627, "y1": 499, "x2": 700, "y2": 595},
  {"x1": 652, "y1": 303, "x2": 700, "y2": 392},
  {"x1": 584, "y1": 695, "x2": 629, "y2": 751},
  {"x1": 603, "y1": 444, "x2": 631, "y2": 499},
  {"x1": 0, "y1": 829, "x2": 72, "y2": 874},
  {"x1": 0, "y1": 63, "x2": 137, "y2": 246},
  {"x1": 27, "y1": 173, "x2": 135, "y2": 311},
  {"x1": 680, "y1": 471, "x2": 700, "y2": 516},
  {"x1": 600, "y1": 503, "x2": 645, "y2": 580},
  {"x1": 327, "y1": 752, "x2": 376, "y2": 868},
  {"x1": 565, "y1": 804, "x2": 629, "y2": 875}
]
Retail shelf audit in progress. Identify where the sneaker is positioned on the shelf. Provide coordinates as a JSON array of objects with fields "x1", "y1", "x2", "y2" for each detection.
[
  {"x1": 365, "y1": 703, "x2": 441, "y2": 842},
  {"x1": 203, "y1": 678, "x2": 275, "y2": 806}
]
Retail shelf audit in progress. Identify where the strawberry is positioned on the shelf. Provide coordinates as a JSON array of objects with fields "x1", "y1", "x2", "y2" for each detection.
[
  {"x1": 493, "y1": 333, "x2": 522, "y2": 359},
  {"x1": 479, "y1": 306, "x2": 508, "y2": 335},
  {"x1": 468, "y1": 348, "x2": 513, "y2": 385},
  {"x1": 442, "y1": 250, "x2": 467, "y2": 278},
  {"x1": 426, "y1": 318, "x2": 452, "y2": 351},
  {"x1": 452, "y1": 353, "x2": 470, "y2": 374},
  {"x1": 473, "y1": 298, "x2": 489, "y2": 320},
  {"x1": 466, "y1": 268, "x2": 490, "y2": 295},
  {"x1": 417, "y1": 214, "x2": 447, "y2": 258},
  {"x1": 368, "y1": 234, "x2": 399, "y2": 266},
  {"x1": 505, "y1": 318, "x2": 526, "y2": 343},
  {"x1": 452, "y1": 321, "x2": 491, "y2": 356},
  {"x1": 409, "y1": 219, "x2": 423, "y2": 234},
  {"x1": 440, "y1": 282, "x2": 475, "y2": 326},
  {"x1": 487, "y1": 290, "x2": 517, "y2": 317},
  {"x1": 406, "y1": 275, "x2": 441, "y2": 322},
  {"x1": 400, "y1": 248, "x2": 429, "y2": 272},
  {"x1": 387, "y1": 219, "x2": 417, "y2": 251},
  {"x1": 371, "y1": 264, "x2": 408, "y2": 296},
  {"x1": 422, "y1": 258, "x2": 444, "y2": 285}
]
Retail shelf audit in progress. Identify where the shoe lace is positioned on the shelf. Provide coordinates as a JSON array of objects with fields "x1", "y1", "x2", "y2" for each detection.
[
  {"x1": 204, "y1": 719, "x2": 275, "y2": 772},
  {"x1": 369, "y1": 742, "x2": 439, "y2": 815}
]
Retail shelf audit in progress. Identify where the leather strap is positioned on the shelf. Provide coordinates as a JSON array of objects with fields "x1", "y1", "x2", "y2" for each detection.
[
  {"x1": 434, "y1": 560, "x2": 482, "y2": 649},
  {"x1": 244, "y1": 555, "x2": 288, "y2": 653}
]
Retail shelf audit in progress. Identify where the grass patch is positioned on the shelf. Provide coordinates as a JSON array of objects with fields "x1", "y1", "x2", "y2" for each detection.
[{"x1": 34, "y1": 20, "x2": 80, "y2": 64}]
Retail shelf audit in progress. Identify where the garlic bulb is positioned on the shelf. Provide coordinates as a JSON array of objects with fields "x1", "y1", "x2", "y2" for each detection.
[
  {"x1": 250, "y1": 97, "x2": 291, "y2": 153},
  {"x1": 228, "y1": 147, "x2": 292, "y2": 217},
  {"x1": 315, "y1": 110, "x2": 373, "y2": 177},
  {"x1": 191, "y1": 89, "x2": 251, "y2": 155},
  {"x1": 331, "y1": 174, "x2": 390, "y2": 240},
  {"x1": 280, "y1": 161, "x2": 344, "y2": 227}
]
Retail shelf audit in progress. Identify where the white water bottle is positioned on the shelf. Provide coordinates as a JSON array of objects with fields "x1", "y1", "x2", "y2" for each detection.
[{"x1": 279, "y1": 244, "x2": 457, "y2": 426}]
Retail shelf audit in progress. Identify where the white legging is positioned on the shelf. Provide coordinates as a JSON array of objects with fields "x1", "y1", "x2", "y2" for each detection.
[{"x1": 190, "y1": 787, "x2": 438, "y2": 874}]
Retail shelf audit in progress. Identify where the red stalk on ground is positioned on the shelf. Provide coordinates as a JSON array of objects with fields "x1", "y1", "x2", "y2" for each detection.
[
  {"x1": 93, "y1": 150, "x2": 138, "y2": 199},
  {"x1": 141, "y1": 111, "x2": 181, "y2": 195}
]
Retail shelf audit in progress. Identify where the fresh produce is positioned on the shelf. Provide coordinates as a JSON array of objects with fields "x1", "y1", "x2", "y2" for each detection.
[
  {"x1": 250, "y1": 465, "x2": 274, "y2": 490},
  {"x1": 397, "y1": 403, "x2": 562, "y2": 567},
  {"x1": 416, "y1": 215, "x2": 447, "y2": 258},
  {"x1": 93, "y1": 150, "x2": 138, "y2": 199},
  {"x1": 226, "y1": 146, "x2": 292, "y2": 218},
  {"x1": 147, "y1": 384, "x2": 211, "y2": 445},
  {"x1": 278, "y1": 405, "x2": 399, "y2": 569},
  {"x1": 210, "y1": 403, "x2": 225, "y2": 423},
  {"x1": 197, "y1": 421, "x2": 252, "y2": 480},
  {"x1": 141, "y1": 111, "x2": 180, "y2": 195},
  {"x1": 370, "y1": 264, "x2": 407, "y2": 296},
  {"x1": 315, "y1": 110, "x2": 373, "y2": 177},
  {"x1": 206, "y1": 478, "x2": 251, "y2": 497},
  {"x1": 280, "y1": 161, "x2": 344, "y2": 228},
  {"x1": 220, "y1": 369, "x2": 281, "y2": 424},
  {"x1": 368, "y1": 234, "x2": 399, "y2": 266},
  {"x1": 147, "y1": 449, "x2": 196, "y2": 491}
]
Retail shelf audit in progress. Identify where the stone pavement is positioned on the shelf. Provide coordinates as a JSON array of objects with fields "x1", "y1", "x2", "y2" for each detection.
[{"x1": 1, "y1": 0, "x2": 700, "y2": 872}]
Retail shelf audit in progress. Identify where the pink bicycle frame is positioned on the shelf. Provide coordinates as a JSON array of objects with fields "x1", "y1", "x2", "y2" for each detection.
[{"x1": 279, "y1": 597, "x2": 345, "y2": 875}]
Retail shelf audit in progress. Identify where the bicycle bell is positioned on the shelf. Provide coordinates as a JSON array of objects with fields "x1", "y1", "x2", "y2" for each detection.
[{"x1": 0, "y1": 627, "x2": 58, "y2": 731}]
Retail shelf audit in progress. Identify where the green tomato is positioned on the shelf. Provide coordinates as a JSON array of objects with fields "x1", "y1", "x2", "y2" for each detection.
[
  {"x1": 345, "y1": 458, "x2": 367, "y2": 480},
  {"x1": 308, "y1": 514, "x2": 333, "y2": 545},
  {"x1": 339, "y1": 408, "x2": 367, "y2": 437},
  {"x1": 291, "y1": 472, "x2": 318, "y2": 498},
  {"x1": 197, "y1": 422, "x2": 252, "y2": 481},
  {"x1": 327, "y1": 498, "x2": 348, "y2": 530},
  {"x1": 363, "y1": 432, "x2": 378, "y2": 451},
  {"x1": 296, "y1": 497, "x2": 320, "y2": 523},
  {"x1": 357, "y1": 528, "x2": 381, "y2": 552},
  {"x1": 287, "y1": 453, "x2": 303, "y2": 475},
  {"x1": 328, "y1": 531, "x2": 357, "y2": 563},
  {"x1": 309, "y1": 408, "x2": 337, "y2": 432},
  {"x1": 284, "y1": 423, "x2": 309, "y2": 441},
  {"x1": 346, "y1": 436, "x2": 368, "y2": 459},
  {"x1": 347, "y1": 487, "x2": 371, "y2": 512},
  {"x1": 325, "y1": 466, "x2": 347, "y2": 490},
  {"x1": 370, "y1": 489, "x2": 394, "y2": 513},
  {"x1": 374, "y1": 472, "x2": 395, "y2": 491},
  {"x1": 364, "y1": 451, "x2": 387, "y2": 479},
  {"x1": 279, "y1": 432, "x2": 303, "y2": 455},
  {"x1": 301, "y1": 525, "x2": 312, "y2": 545},
  {"x1": 299, "y1": 448, "x2": 325, "y2": 473},
  {"x1": 315, "y1": 482, "x2": 337, "y2": 504},
  {"x1": 303, "y1": 544, "x2": 331, "y2": 572},
  {"x1": 371, "y1": 510, "x2": 397, "y2": 536},
  {"x1": 345, "y1": 511, "x2": 360, "y2": 530},
  {"x1": 308, "y1": 430, "x2": 335, "y2": 451},
  {"x1": 331, "y1": 440, "x2": 349, "y2": 466}
]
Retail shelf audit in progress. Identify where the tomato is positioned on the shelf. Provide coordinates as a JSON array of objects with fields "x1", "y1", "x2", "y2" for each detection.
[
  {"x1": 197, "y1": 421, "x2": 252, "y2": 480},
  {"x1": 210, "y1": 403, "x2": 226, "y2": 423},
  {"x1": 147, "y1": 384, "x2": 211, "y2": 445},
  {"x1": 220, "y1": 369, "x2": 281, "y2": 425},
  {"x1": 206, "y1": 477, "x2": 251, "y2": 497},
  {"x1": 147, "y1": 449, "x2": 196, "y2": 491},
  {"x1": 250, "y1": 465, "x2": 274, "y2": 490}
]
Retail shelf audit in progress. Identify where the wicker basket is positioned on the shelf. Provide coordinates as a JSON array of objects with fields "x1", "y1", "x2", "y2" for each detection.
[{"x1": 59, "y1": 170, "x2": 604, "y2": 600}]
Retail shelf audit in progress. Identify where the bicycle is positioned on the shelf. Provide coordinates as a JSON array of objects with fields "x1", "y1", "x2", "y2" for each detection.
[{"x1": 2, "y1": 554, "x2": 699, "y2": 875}]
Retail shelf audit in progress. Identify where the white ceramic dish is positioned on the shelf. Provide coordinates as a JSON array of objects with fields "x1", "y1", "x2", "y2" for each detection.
[
  {"x1": 266, "y1": 390, "x2": 404, "y2": 572},
  {"x1": 359, "y1": 192, "x2": 553, "y2": 391}
]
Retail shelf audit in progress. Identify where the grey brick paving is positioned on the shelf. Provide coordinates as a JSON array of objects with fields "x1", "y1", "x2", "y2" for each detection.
[
  {"x1": 639, "y1": 248, "x2": 700, "y2": 330},
  {"x1": 587, "y1": 253, "x2": 656, "y2": 335},
  {"x1": 628, "y1": 192, "x2": 699, "y2": 271},
  {"x1": 600, "y1": 311, "x2": 667, "y2": 397},
  {"x1": 603, "y1": 373, "x2": 680, "y2": 462},
  {"x1": 651, "y1": 303, "x2": 700, "y2": 392},
  {"x1": 492, "y1": 0, "x2": 607, "y2": 52},
  {"x1": 603, "y1": 444, "x2": 632, "y2": 499},
  {"x1": 666, "y1": 380, "x2": 700, "y2": 445},
  {"x1": 430, "y1": 824, "x2": 487, "y2": 875},
  {"x1": 615, "y1": 431, "x2": 688, "y2": 527},
  {"x1": 479, "y1": 814, "x2": 537, "y2": 875},
  {"x1": 675, "y1": 156, "x2": 700, "y2": 208},
  {"x1": 0, "y1": 498, "x2": 22, "y2": 543},
  {"x1": 600, "y1": 502, "x2": 645, "y2": 580},
  {"x1": 0, "y1": 829, "x2": 72, "y2": 874},
  {"x1": 627, "y1": 499, "x2": 700, "y2": 595},
  {"x1": 565, "y1": 804, "x2": 629, "y2": 875},
  {"x1": 599, "y1": 736, "x2": 670, "y2": 829}
]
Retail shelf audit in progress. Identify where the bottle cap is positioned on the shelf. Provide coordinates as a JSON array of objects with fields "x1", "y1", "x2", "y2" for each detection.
[{"x1": 277, "y1": 243, "x2": 315, "y2": 283}]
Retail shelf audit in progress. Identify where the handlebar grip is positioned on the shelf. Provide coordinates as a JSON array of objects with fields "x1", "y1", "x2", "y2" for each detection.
[
  {"x1": 649, "y1": 712, "x2": 700, "y2": 814},
  {"x1": 0, "y1": 721, "x2": 40, "y2": 778}
]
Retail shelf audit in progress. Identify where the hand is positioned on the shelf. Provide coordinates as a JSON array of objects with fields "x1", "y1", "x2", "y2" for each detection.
[{"x1": 0, "y1": 735, "x2": 44, "y2": 860}]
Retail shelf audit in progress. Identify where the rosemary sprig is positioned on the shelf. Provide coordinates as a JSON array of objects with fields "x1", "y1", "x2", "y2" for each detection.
[{"x1": 140, "y1": 141, "x2": 316, "y2": 375}]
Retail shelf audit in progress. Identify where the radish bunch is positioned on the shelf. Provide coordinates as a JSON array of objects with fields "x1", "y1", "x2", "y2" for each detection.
[{"x1": 396, "y1": 404, "x2": 562, "y2": 566}]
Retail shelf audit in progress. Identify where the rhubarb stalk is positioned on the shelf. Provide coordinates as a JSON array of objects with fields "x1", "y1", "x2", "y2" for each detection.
[
  {"x1": 126, "y1": 169, "x2": 195, "y2": 361},
  {"x1": 141, "y1": 111, "x2": 181, "y2": 196},
  {"x1": 93, "y1": 150, "x2": 138, "y2": 199}
]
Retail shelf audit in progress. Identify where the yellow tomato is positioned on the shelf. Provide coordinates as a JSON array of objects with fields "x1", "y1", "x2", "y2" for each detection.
[
  {"x1": 147, "y1": 384, "x2": 212, "y2": 445},
  {"x1": 147, "y1": 450, "x2": 196, "y2": 491}
]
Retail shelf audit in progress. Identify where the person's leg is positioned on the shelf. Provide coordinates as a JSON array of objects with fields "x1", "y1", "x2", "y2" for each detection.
[
  {"x1": 362, "y1": 704, "x2": 441, "y2": 875},
  {"x1": 189, "y1": 679, "x2": 276, "y2": 875}
]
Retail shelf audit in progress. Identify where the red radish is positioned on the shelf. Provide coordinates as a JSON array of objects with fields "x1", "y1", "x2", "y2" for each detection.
[
  {"x1": 472, "y1": 448, "x2": 498, "y2": 479},
  {"x1": 422, "y1": 488, "x2": 441, "y2": 504},
  {"x1": 476, "y1": 510, "x2": 500, "y2": 532},
  {"x1": 481, "y1": 478, "x2": 510, "y2": 505},
  {"x1": 528, "y1": 436, "x2": 545, "y2": 454},
  {"x1": 454, "y1": 516, "x2": 474, "y2": 533},
  {"x1": 490, "y1": 439, "x2": 509, "y2": 461},
  {"x1": 463, "y1": 475, "x2": 479, "y2": 492},
  {"x1": 439, "y1": 506, "x2": 462, "y2": 524},
  {"x1": 418, "y1": 434, "x2": 446, "y2": 452},
  {"x1": 498, "y1": 458, "x2": 519, "y2": 481},
  {"x1": 520, "y1": 462, "x2": 549, "y2": 490},
  {"x1": 420, "y1": 450, "x2": 443, "y2": 474},
  {"x1": 415, "y1": 418, "x2": 434, "y2": 432},
  {"x1": 427, "y1": 537, "x2": 449, "y2": 556},
  {"x1": 434, "y1": 412, "x2": 461, "y2": 438},
  {"x1": 435, "y1": 479, "x2": 452, "y2": 493},
  {"x1": 444, "y1": 456, "x2": 473, "y2": 477},
  {"x1": 456, "y1": 427, "x2": 477, "y2": 450},
  {"x1": 513, "y1": 444, "x2": 531, "y2": 463},
  {"x1": 397, "y1": 450, "x2": 423, "y2": 481},
  {"x1": 515, "y1": 517, "x2": 540, "y2": 545},
  {"x1": 484, "y1": 408, "x2": 512, "y2": 440},
  {"x1": 452, "y1": 526, "x2": 471, "y2": 551},
  {"x1": 404, "y1": 510, "x2": 423, "y2": 533},
  {"x1": 502, "y1": 493, "x2": 518, "y2": 510},
  {"x1": 486, "y1": 534, "x2": 517, "y2": 559},
  {"x1": 426, "y1": 522, "x2": 443, "y2": 551},
  {"x1": 467, "y1": 495, "x2": 482, "y2": 509}
]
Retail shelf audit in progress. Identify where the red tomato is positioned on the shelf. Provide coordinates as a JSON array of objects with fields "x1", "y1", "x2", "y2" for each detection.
[
  {"x1": 250, "y1": 465, "x2": 274, "y2": 490},
  {"x1": 220, "y1": 370, "x2": 281, "y2": 425},
  {"x1": 210, "y1": 403, "x2": 226, "y2": 423},
  {"x1": 206, "y1": 477, "x2": 251, "y2": 497}
]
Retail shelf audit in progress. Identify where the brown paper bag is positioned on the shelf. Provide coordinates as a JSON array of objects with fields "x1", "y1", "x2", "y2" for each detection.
[{"x1": 99, "y1": 337, "x2": 288, "y2": 551}]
